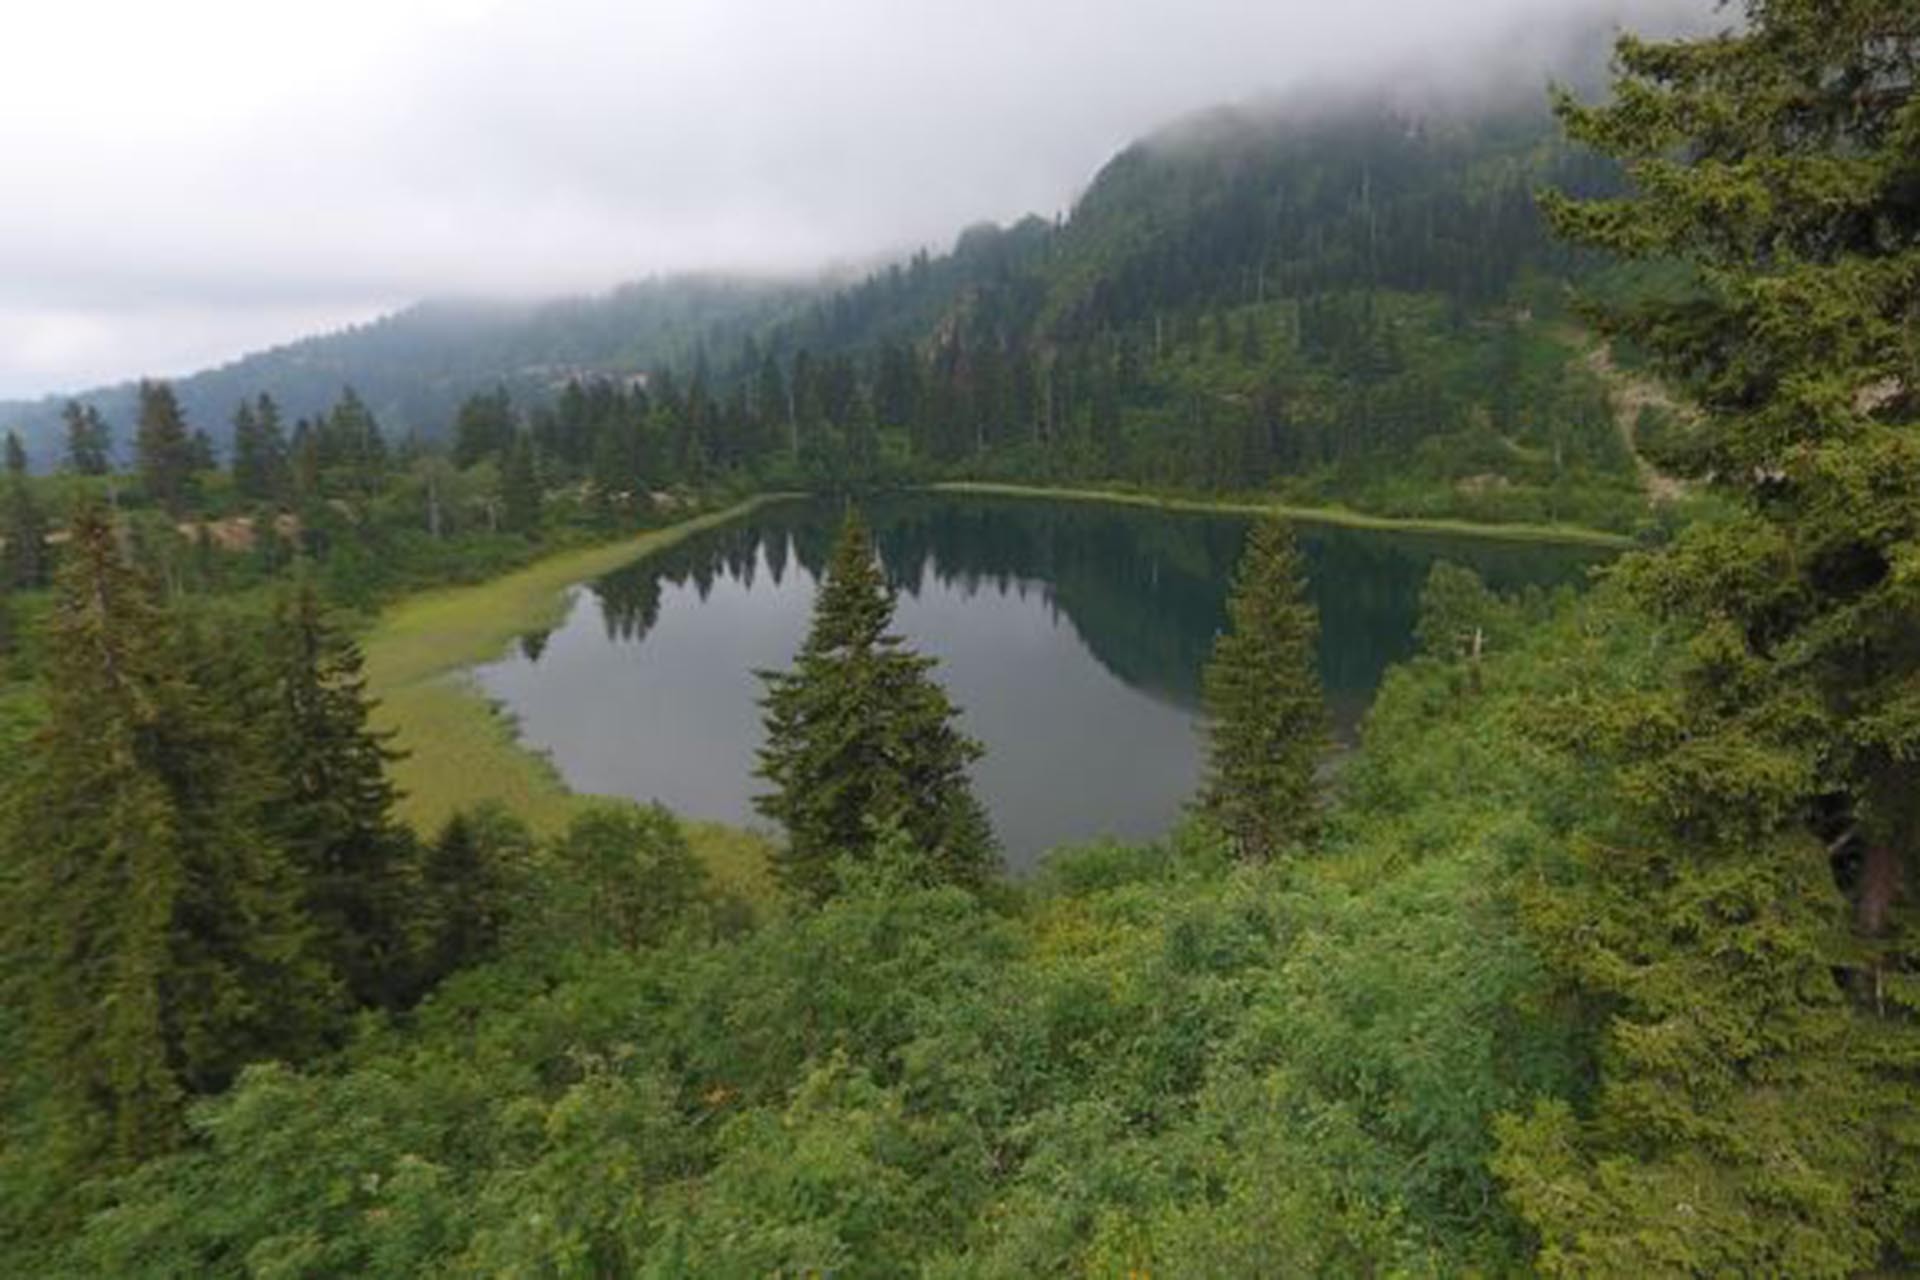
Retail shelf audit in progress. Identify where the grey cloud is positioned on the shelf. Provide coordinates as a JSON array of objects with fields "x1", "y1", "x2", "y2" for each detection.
[{"x1": 0, "y1": 0, "x2": 1712, "y2": 399}]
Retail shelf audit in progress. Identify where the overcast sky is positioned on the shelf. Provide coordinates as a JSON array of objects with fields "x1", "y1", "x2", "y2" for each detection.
[{"x1": 0, "y1": 0, "x2": 1703, "y2": 400}]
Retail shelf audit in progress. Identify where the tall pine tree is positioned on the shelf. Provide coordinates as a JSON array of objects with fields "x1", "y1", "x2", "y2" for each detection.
[
  {"x1": 61, "y1": 400, "x2": 112, "y2": 476},
  {"x1": 0, "y1": 504, "x2": 335, "y2": 1164},
  {"x1": 262, "y1": 580, "x2": 421, "y2": 1008},
  {"x1": 1493, "y1": 4, "x2": 1920, "y2": 1272},
  {"x1": 418, "y1": 806, "x2": 532, "y2": 986},
  {"x1": 1198, "y1": 518, "x2": 1326, "y2": 859},
  {"x1": 453, "y1": 387, "x2": 515, "y2": 468},
  {"x1": 134, "y1": 380, "x2": 194, "y2": 516},
  {"x1": 500, "y1": 431, "x2": 541, "y2": 535},
  {"x1": 2, "y1": 432, "x2": 49, "y2": 591},
  {"x1": 756, "y1": 510, "x2": 995, "y2": 899},
  {"x1": 232, "y1": 394, "x2": 289, "y2": 503}
]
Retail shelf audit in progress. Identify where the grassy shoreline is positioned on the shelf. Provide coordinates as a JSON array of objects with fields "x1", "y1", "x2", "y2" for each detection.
[
  {"x1": 931, "y1": 481, "x2": 1639, "y2": 549},
  {"x1": 362, "y1": 496, "x2": 791, "y2": 897},
  {"x1": 361, "y1": 483, "x2": 1618, "y2": 892},
  {"x1": 365, "y1": 482, "x2": 1623, "y2": 829}
]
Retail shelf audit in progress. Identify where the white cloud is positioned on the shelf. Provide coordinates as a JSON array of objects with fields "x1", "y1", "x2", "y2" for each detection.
[
  {"x1": 0, "y1": 0, "x2": 1709, "y2": 398},
  {"x1": 0, "y1": 302, "x2": 396, "y2": 399}
]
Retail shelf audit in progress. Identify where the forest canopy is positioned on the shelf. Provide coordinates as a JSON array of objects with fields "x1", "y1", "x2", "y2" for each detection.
[{"x1": 0, "y1": 1, "x2": 1915, "y2": 1275}]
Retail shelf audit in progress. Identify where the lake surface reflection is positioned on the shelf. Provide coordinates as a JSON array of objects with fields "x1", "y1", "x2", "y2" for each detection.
[{"x1": 473, "y1": 495, "x2": 1609, "y2": 867}]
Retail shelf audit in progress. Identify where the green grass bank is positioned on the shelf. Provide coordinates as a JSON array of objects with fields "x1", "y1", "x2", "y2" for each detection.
[
  {"x1": 362, "y1": 496, "x2": 791, "y2": 901},
  {"x1": 933, "y1": 481, "x2": 1639, "y2": 549}
]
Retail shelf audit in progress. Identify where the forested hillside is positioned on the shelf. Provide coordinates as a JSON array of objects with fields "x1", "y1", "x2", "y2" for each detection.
[
  {"x1": 6, "y1": 2, "x2": 1915, "y2": 1274},
  {"x1": 0, "y1": 276, "x2": 805, "y2": 465},
  {"x1": 10, "y1": 569, "x2": 1662, "y2": 1277},
  {"x1": 6, "y1": 90, "x2": 1659, "y2": 533},
  {"x1": 386, "y1": 93, "x2": 1661, "y2": 536},
  {"x1": 723, "y1": 96, "x2": 1647, "y2": 530}
]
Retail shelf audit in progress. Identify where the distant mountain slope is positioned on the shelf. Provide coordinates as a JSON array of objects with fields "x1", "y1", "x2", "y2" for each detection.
[
  {"x1": 0, "y1": 275, "x2": 812, "y2": 465},
  {"x1": 698, "y1": 90, "x2": 1647, "y2": 529},
  {"x1": 3, "y1": 84, "x2": 1639, "y2": 537},
  {"x1": 737, "y1": 70, "x2": 1622, "y2": 365}
]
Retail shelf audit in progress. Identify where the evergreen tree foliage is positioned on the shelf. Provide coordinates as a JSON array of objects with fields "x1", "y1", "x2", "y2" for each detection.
[
  {"x1": 185, "y1": 429, "x2": 217, "y2": 474},
  {"x1": 756, "y1": 510, "x2": 995, "y2": 899},
  {"x1": 499, "y1": 430, "x2": 540, "y2": 535},
  {"x1": 0, "y1": 504, "x2": 335, "y2": 1164},
  {"x1": 2, "y1": 432, "x2": 49, "y2": 591},
  {"x1": 318, "y1": 388, "x2": 389, "y2": 498},
  {"x1": 262, "y1": 580, "x2": 421, "y2": 1008},
  {"x1": 453, "y1": 386, "x2": 515, "y2": 468},
  {"x1": 419, "y1": 805, "x2": 532, "y2": 985},
  {"x1": 1494, "y1": 5, "x2": 1920, "y2": 1272},
  {"x1": 134, "y1": 380, "x2": 195, "y2": 516},
  {"x1": 61, "y1": 400, "x2": 112, "y2": 475},
  {"x1": 1199, "y1": 518, "x2": 1327, "y2": 859},
  {"x1": 231, "y1": 394, "x2": 289, "y2": 503}
]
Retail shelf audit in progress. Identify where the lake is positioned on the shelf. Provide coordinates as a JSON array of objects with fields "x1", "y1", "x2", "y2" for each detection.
[{"x1": 473, "y1": 494, "x2": 1610, "y2": 868}]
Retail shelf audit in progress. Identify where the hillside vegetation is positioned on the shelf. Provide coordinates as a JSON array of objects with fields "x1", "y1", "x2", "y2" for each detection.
[
  {"x1": 2, "y1": 2, "x2": 1916, "y2": 1274},
  {"x1": 8, "y1": 94, "x2": 1669, "y2": 537},
  {"x1": 22, "y1": 575, "x2": 1658, "y2": 1277}
]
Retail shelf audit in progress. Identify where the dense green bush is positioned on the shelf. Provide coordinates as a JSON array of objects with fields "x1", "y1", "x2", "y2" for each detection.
[{"x1": 14, "y1": 575, "x2": 1672, "y2": 1276}]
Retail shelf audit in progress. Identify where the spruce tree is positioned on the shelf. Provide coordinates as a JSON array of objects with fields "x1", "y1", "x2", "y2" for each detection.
[
  {"x1": 2, "y1": 432, "x2": 49, "y2": 591},
  {"x1": 326, "y1": 388, "x2": 387, "y2": 497},
  {"x1": 231, "y1": 396, "x2": 289, "y2": 503},
  {"x1": 185, "y1": 430, "x2": 217, "y2": 474},
  {"x1": 756, "y1": 510, "x2": 995, "y2": 899},
  {"x1": 62, "y1": 400, "x2": 112, "y2": 476},
  {"x1": 1492, "y1": 5, "x2": 1920, "y2": 1272},
  {"x1": 263, "y1": 580, "x2": 420, "y2": 1008},
  {"x1": 134, "y1": 380, "x2": 194, "y2": 516},
  {"x1": 589, "y1": 423, "x2": 631, "y2": 522},
  {"x1": 0, "y1": 504, "x2": 334, "y2": 1163},
  {"x1": 500, "y1": 431, "x2": 541, "y2": 535},
  {"x1": 453, "y1": 387, "x2": 514, "y2": 468},
  {"x1": 1198, "y1": 518, "x2": 1326, "y2": 859},
  {"x1": 418, "y1": 805, "x2": 531, "y2": 986}
]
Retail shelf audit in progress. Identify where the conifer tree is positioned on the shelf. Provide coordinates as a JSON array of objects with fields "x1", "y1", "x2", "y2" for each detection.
[
  {"x1": 263, "y1": 580, "x2": 420, "y2": 1008},
  {"x1": 2, "y1": 432, "x2": 49, "y2": 590},
  {"x1": 289, "y1": 421, "x2": 322, "y2": 505},
  {"x1": 326, "y1": 387, "x2": 388, "y2": 497},
  {"x1": 453, "y1": 387, "x2": 515, "y2": 468},
  {"x1": 0, "y1": 504, "x2": 334, "y2": 1163},
  {"x1": 500, "y1": 431, "x2": 541, "y2": 535},
  {"x1": 232, "y1": 395, "x2": 289, "y2": 503},
  {"x1": 1198, "y1": 518, "x2": 1326, "y2": 859},
  {"x1": 418, "y1": 806, "x2": 531, "y2": 986},
  {"x1": 185, "y1": 430, "x2": 217, "y2": 474},
  {"x1": 756, "y1": 510, "x2": 995, "y2": 899},
  {"x1": 61, "y1": 400, "x2": 112, "y2": 476},
  {"x1": 1493, "y1": 5, "x2": 1920, "y2": 1272},
  {"x1": 134, "y1": 380, "x2": 194, "y2": 515}
]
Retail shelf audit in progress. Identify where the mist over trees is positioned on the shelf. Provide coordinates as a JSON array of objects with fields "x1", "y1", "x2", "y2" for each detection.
[
  {"x1": 2, "y1": 89, "x2": 1642, "y2": 539},
  {"x1": 1, "y1": 2, "x2": 1916, "y2": 1274}
]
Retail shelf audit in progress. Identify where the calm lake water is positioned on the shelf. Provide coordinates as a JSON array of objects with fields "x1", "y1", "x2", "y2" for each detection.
[{"x1": 474, "y1": 495, "x2": 1610, "y2": 868}]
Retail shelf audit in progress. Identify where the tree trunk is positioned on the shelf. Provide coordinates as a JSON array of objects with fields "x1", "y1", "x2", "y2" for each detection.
[{"x1": 1857, "y1": 840, "x2": 1902, "y2": 937}]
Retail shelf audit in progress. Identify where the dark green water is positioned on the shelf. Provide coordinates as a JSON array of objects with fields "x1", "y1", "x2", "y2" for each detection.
[{"x1": 473, "y1": 495, "x2": 1609, "y2": 868}]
